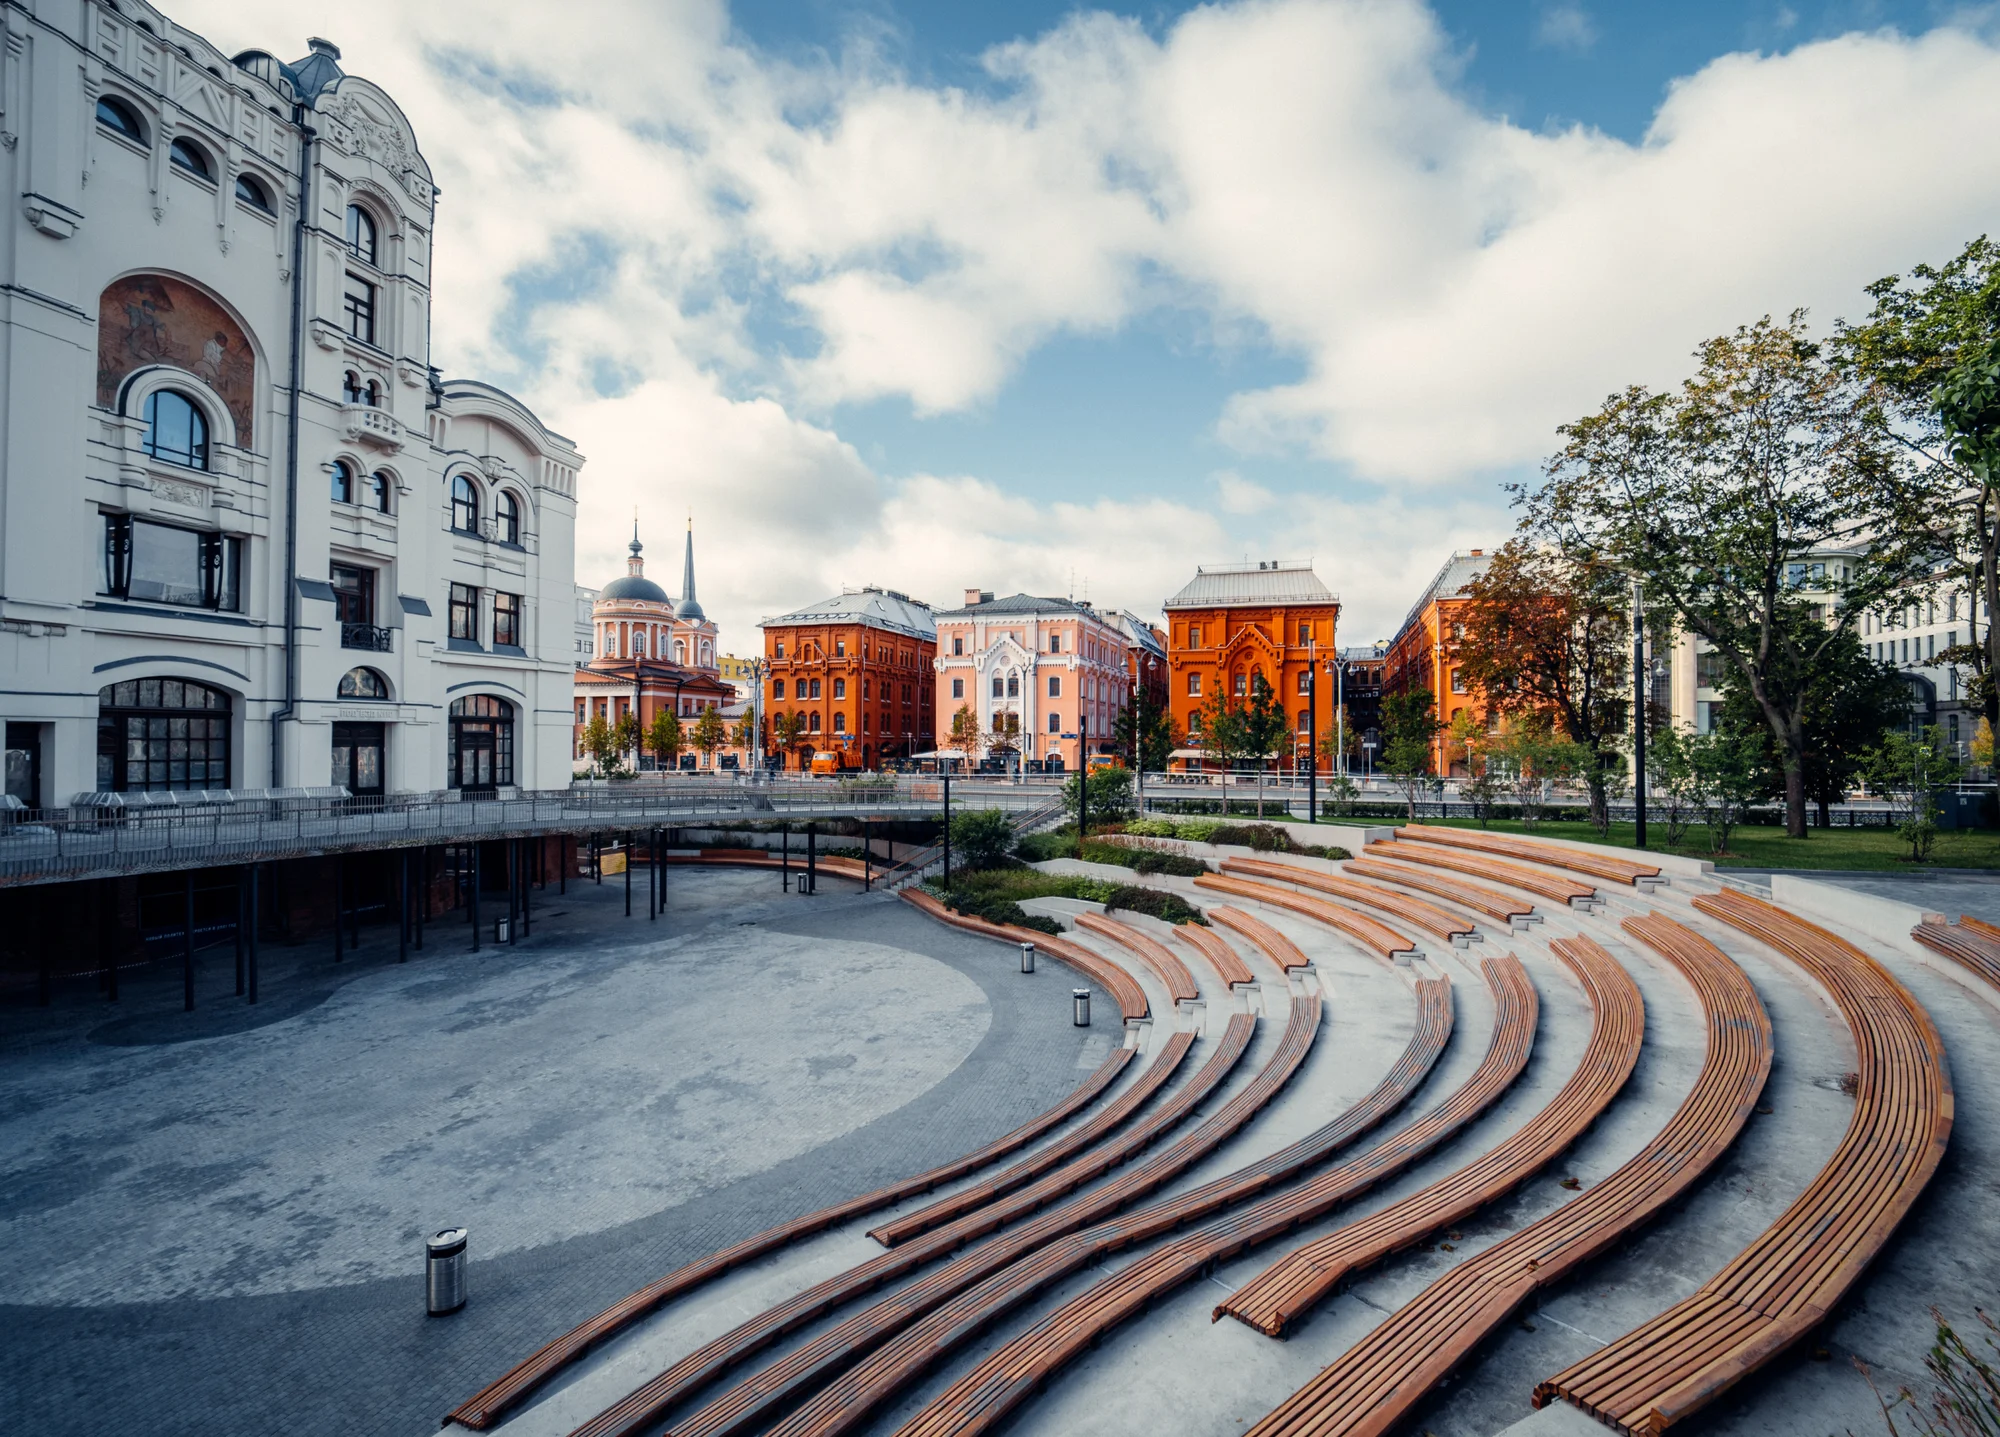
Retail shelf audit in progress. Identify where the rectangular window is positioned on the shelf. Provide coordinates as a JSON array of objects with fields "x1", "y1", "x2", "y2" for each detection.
[
  {"x1": 1190, "y1": 626, "x2": 1202, "y2": 647},
  {"x1": 835, "y1": 639, "x2": 846, "y2": 658},
  {"x1": 494, "y1": 591, "x2": 522, "y2": 648},
  {"x1": 1234, "y1": 673, "x2": 1247, "y2": 696},
  {"x1": 1188, "y1": 673, "x2": 1201, "y2": 696},
  {"x1": 1695, "y1": 651, "x2": 1725, "y2": 689},
  {"x1": 774, "y1": 642, "x2": 785, "y2": 659},
  {"x1": 952, "y1": 677, "x2": 964, "y2": 699},
  {"x1": 773, "y1": 679, "x2": 785, "y2": 699},
  {"x1": 330, "y1": 563, "x2": 375, "y2": 625},
  {"x1": 1450, "y1": 667, "x2": 1466, "y2": 695},
  {"x1": 1048, "y1": 712, "x2": 1061, "y2": 733},
  {"x1": 102, "y1": 515, "x2": 242, "y2": 611},
  {"x1": 833, "y1": 678, "x2": 846, "y2": 699},
  {"x1": 1297, "y1": 671, "x2": 1310, "y2": 695},
  {"x1": 1050, "y1": 634, "x2": 1061, "y2": 653},
  {"x1": 1299, "y1": 623, "x2": 1311, "y2": 643},
  {"x1": 1048, "y1": 675, "x2": 1061, "y2": 698},
  {"x1": 449, "y1": 582, "x2": 478, "y2": 642},
  {"x1": 992, "y1": 675, "x2": 1004, "y2": 698},
  {"x1": 953, "y1": 636, "x2": 964, "y2": 656},
  {"x1": 809, "y1": 678, "x2": 821, "y2": 699},
  {"x1": 343, "y1": 273, "x2": 376, "y2": 344}
]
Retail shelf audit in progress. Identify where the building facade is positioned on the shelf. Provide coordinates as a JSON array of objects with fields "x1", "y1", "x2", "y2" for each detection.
[
  {"x1": 0, "y1": 6, "x2": 580, "y2": 804},
  {"x1": 761, "y1": 587, "x2": 935, "y2": 771},
  {"x1": 571, "y1": 525, "x2": 733, "y2": 769},
  {"x1": 1382, "y1": 549, "x2": 1495, "y2": 775},
  {"x1": 933, "y1": 590, "x2": 1131, "y2": 772},
  {"x1": 572, "y1": 583, "x2": 598, "y2": 665},
  {"x1": 1104, "y1": 608, "x2": 1169, "y2": 717},
  {"x1": 1163, "y1": 562, "x2": 1340, "y2": 773}
]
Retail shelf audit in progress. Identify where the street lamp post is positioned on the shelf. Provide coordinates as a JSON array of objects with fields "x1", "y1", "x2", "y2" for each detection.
[
  {"x1": 1306, "y1": 641, "x2": 1317, "y2": 824},
  {"x1": 1633, "y1": 580, "x2": 1648, "y2": 849}
]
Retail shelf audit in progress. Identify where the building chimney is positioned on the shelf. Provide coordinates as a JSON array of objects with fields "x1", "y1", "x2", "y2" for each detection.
[
  {"x1": 963, "y1": 588, "x2": 984, "y2": 607},
  {"x1": 1470, "y1": 548, "x2": 1484, "y2": 556}
]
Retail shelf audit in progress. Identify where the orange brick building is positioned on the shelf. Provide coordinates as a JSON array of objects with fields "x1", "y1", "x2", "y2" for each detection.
[
  {"x1": 761, "y1": 587, "x2": 937, "y2": 771},
  {"x1": 1382, "y1": 548, "x2": 1495, "y2": 775},
  {"x1": 1163, "y1": 562, "x2": 1339, "y2": 773}
]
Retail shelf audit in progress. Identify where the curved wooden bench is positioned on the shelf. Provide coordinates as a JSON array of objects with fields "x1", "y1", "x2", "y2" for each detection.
[
  {"x1": 1195, "y1": 873, "x2": 1416, "y2": 960},
  {"x1": 665, "y1": 850, "x2": 873, "y2": 881},
  {"x1": 900, "y1": 889, "x2": 1149, "y2": 1022},
  {"x1": 1343, "y1": 857, "x2": 1535, "y2": 924},
  {"x1": 755, "y1": 981, "x2": 1457, "y2": 1437},
  {"x1": 1250, "y1": 910, "x2": 1778, "y2": 1437},
  {"x1": 565, "y1": 1015, "x2": 1262, "y2": 1437},
  {"x1": 1397, "y1": 823, "x2": 1662, "y2": 885},
  {"x1": 1073, "y1": 911, "x2": 1200, "y2": 1004},
  {"x1": 890, "y1": 964, "x2": 1533, "y2": 1437},
  {"x1": 1222, "y1": 857, "x2": 1477, "y2": 942},
  {"x1": 1913, "y1": 915, "x2": 2000, "y2": 992},
  {"x1": 1175, "y1": 921, "x2": 1258, "y2": 988},
  {"x1": 1220, "y1": 933, "x2": 1643, "y2": 1336},
  {"x1": 1211, "y1": 906, "x2": 1312, "y2": 971},
  {"x1": 1536, "y1": 890, "x2": 1947, "y2": 1435},
  {"x1": 443, "y1": 1038, "x2": 1135, "y2": 1430},
  {"x1": 1365, "y1": 838, "x2": 1596, "y2": 906},
  {"x1": 868, "y1": 1031, "x2": 1195, "y2": 1247}
]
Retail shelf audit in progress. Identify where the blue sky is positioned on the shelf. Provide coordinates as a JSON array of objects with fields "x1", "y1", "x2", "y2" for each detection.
[{"x1": 195, "y1": 0, "x2": 2000, "y2": 643}]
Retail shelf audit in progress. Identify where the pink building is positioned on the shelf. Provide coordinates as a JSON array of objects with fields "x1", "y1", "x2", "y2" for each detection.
[{"x1": 932, "y1": 590, "x2": 1132, "y2": 771}]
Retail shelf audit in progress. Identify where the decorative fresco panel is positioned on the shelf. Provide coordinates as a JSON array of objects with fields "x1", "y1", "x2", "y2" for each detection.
[{"x1": 96, "y1": 274, "x2": 256, "y2": 443}]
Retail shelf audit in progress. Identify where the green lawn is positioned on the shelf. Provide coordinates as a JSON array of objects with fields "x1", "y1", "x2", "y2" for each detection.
[{"x1": 1403, "y1": 816, "x2": 2000, "y2": 872}]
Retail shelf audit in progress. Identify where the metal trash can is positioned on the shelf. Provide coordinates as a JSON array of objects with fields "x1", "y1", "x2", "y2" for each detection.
[
  {"x1": 1072, "y1": 988, "x2": 1090, "y2": 1027},
  {"x1": 1020, "y1": 942, "x2": 1036, "y2": 974},
  {"x1": 426, "y1": 1228, "x2": 468, "y2": 1315},
  {"x1": 495, "y1": 917, "x2": 511, "y2": 944}
]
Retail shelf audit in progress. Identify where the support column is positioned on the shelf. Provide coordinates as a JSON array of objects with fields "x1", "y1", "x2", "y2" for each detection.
[
  {"x1": 471, "y1": 844, "x2": 482, "y2": 952},
  {"x1": 782, "y1": 823, "x2": 790, "y2": 893},
  {"x1": 398, "y1": 851, "x2": 409, "y2": 963},
  {"x1": 334, "y1": 858, "x2": 344, "y2": 963},
  {"x1": 416, "y1": 848, "x2": 427, "y2": 952},
  {"x1": 235, "y1": 869, "x2": 247, "y2": 995},
  {"x1": 247, "y1": 865, "x2": 260, "y2": 1005},
  {"x1": 807, "y1": 823, "x2": 817, "y2": 895},
  {"x1": 183, "y1": 871, "x2": 196, "y2": 1012},
  {"x1": 521, "y1": 840, "x2": 532, "y2": 938},
  {"x1": 624, "y1": 833, "x2": 633, "y2": 917}
]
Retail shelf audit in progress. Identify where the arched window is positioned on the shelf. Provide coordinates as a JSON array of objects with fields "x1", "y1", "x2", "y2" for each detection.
[
  {"x1": 833, "y1": 713, "x2": 846, "y2": 733},
  {"x1": 633, "y1": 631, "x2": 647, "y2": 657},
  {"x1": 168, "y1": 137, "x2": 213, "y2": 181},
  {"x1": 1006, "y1": 673, "x2": 1019, "y2": 698},
  {"x1": 142, "y1": 390, "x2": 208, "y2": 469},
  {"x1": 342, "y1": 371, "x2": 366, "y2": 404},
  {"x1": 369, "y1": 471, "x2": 393, "y2": 513},
  {"x1": 95, "y1": 96, "x2": 146, "y2": 144},
  {"x1": 496, "y1": 490, "x2": 520, "y2": 544},
  {"x1": 330, "y1": 458, "x2": 354, "y2": 504},
  {"x1": 365, "y1": 379, "x2": 382, "y2": 407},
  {"x1": 338, "y1": 667, "x2": 389, "y2": 699},
  {"x1": 234, "y1": 174, "x2": 274, "y2": 212},
  {"x1": 809, "y1": 712, "x2": 822, "y2": 732},
  {"x1": 450, "y1": 475, "x2": 479, "y2": 533},
  {"x1": 96, "y1": 678, "x2": 230, "y2": 791},
  {"x1": 346, "y1": 204, "x2": 377, "y2": 265},
  {"x1": 674, "y1": 640, "x2": 686, "y2": 664},
  {"x1": 448, "y1": 695, "x2": 514, "y2": 791}
]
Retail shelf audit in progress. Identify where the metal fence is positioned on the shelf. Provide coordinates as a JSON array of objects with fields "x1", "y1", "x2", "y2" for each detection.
[{"x1": 0, "y1": 777, "x2": 1059, "y2": 887}]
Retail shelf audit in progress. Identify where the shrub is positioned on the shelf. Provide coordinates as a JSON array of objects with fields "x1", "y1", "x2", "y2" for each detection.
[
  {"x1": 949, "y1": 808, "x2": 1017, "y2": 870},
  {"x1": 1064, "y1": 766, "x2": 1136, "y2": 828},
  {"x1": 1104, "y1": 886, "x2": 1208, "y2": 926},
  {"x1": 1074, "y1": 838, "x2": 1212, "y2": 876},
  {"x1": 1013, "y1": 829, "x2": 1074, "y2": 863}
]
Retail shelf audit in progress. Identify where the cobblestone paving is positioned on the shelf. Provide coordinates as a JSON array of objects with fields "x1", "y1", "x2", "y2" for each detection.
[{"x1": 0, "y1": 870, "x2": 1094, "y2": 1437}]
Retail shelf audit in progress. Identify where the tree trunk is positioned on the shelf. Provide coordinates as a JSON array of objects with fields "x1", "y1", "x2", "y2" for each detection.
[{"x1": 1984, "y1": 510, "x2": 2000, "y2": 730}]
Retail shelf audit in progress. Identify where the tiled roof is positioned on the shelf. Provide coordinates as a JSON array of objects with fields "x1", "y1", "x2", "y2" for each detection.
[
  {"x1": 1163, "y1": 562, "x2": 1336, "y2": 609},
  {"x1": 1394, "y1": 550, "x2": 1496, "y2": 642},
  {"x1": 760, "y1": 587, "x2": 936, "y2": 641},
  {"x1": 933, "y1": 593, "x2": 1093, "y2": 619}
]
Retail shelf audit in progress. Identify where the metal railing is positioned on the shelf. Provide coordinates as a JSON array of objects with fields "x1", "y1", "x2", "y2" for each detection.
[
  {"x1": 340, "y1": 622, "x2": 394, "y2": 652},
  {"x1": 0, "y1": 776, "x2": 1058, "y2": 887}
]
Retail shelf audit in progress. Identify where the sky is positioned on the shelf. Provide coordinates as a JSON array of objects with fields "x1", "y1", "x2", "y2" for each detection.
[{"x1": 185, "y1": 0, "x2": 2000, "y2": 648}]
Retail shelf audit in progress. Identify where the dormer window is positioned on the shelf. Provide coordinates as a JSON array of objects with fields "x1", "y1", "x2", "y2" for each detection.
[
  {"x1": 345, "y1": 204, "x2": 377, "y2": 265},
  {"x1": 169, "y1": 138, "x2": 213, "y2": 181},
  {"x1": 96, "y1": 96, "x2": 146, "y2": 144},
  {"x1": 235, "y1": 174, "x2": 275, "y2": 212}
]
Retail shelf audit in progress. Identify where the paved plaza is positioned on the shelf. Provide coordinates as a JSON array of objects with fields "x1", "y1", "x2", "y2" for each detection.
[{"x1": 0, "y1": 868, "x2": 1096, "y2": 1437}]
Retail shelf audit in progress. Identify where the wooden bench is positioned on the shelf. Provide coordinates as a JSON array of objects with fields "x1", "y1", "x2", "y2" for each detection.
[
  {"x1": 866, "y1": 1030, "x2": 1194, "y2": 1247},
  {"x1": 1364, "y1": 838, "x2": 1597, "y2": 906},
  {"x1": 1073, "y1": 911, "x2": 1201, "y2": 1004},
  {"x1": 889, "y1": 963, "x2": 1534, "y2": 1437},
  {"x1": 1175, "y1": 921, "x2": 1258, "y2": 988},
  {"x1": 1210, "y1": 905, "x2": 1313, "y2": 972},
  {"x1": 443, "y1": 1033, "x2": 1134, "y2": 1430},
  {"x1": 1246, "y1": 907, "x2": 1779, "y2": 1437},
  {"x1": 1913, "y1": 914, "x2": 2000, "y2": 992},
  {"x1": 562, "y1": 1013, "x2": 1264, "y2": 1437},
  {"x1": 1195, "y1": 873, "x2": 1417, "y2": 961},
  {"x1": 1342, "y1": 857, "x2": 1536, "y2": 924},
  {"x1": 1221, "y1": 857, "x2": 1477, "y2": 942},
  {"x1": 900, "y1": 889, "x2": 1149, "y2": 1022},
  {"x1": 1396, "y1": 823, "x2": 1663, "y2": 885},
  {"x1": 1218, "y1": 933, "x2": 1644, "y2": 1336},
  {"x1": 1535, "y1": 890, "x2": 1947, "y2": 1435},
  {"x1": 665, "y1": 849, "x2": 874, "y2": 881}
]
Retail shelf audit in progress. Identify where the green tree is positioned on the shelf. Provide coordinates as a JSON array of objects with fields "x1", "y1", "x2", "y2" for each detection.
[
  {"x1": 1713, "y1": 613, "x2": 1910, "y2": 826},
  {"x1": 1240, "y1": 672, "x2": 1290, "y2": 806},
  {"x1": 613, "y1": 711, "x2": 642, "y2": 769},
  {"x1": 1318, "y1": 703, "x2": 1356, "y2": 772},
  {"x1": 646, "y1": 709, "x2": 683, "y2": 772},
  {"x1": 1649, "y1": 726, "x2": 1701, "y2": 849},
  {"x1": 731, "y1": 709, "x2": 761, "y2": 762},
  {"x1": 691, "y1": 705, "x2": 726, "y2": 769},
  {"x1": 1683, "y1": 727, "x2": 1766, "y2": 855},
  {"x1": 1112, "y1": 685, "x2": 1178, "y2": 773},
  {"x1": 945, "y1": 703, "x2": 982, "y2": 772},
  {"x1": 1865, "y1": 724, "x2": 1966, "y2": 863},
  {"x1": 1490, "y1": 714, "x2": 1590, "y2": 828},
  {"x1": 1456, "y1": 539, "x2": 1630, "y2": 830},
  {"x1": 581, "y1": 713, "x2": 620, "y2": 777},
  {"x1": 948, "y1": 808, "x2": 1016, "y2": 872},
  {"x1": 1379, "y1": 688, "x2": 1441, "y2": 819},
  {"x1": 770, "y1": 710, "x2": 806, "y2": 771},
  {"x1": 1064, "y1": 765, "x2": 1135, "y2": 832},
  {"x1": 1193, "y1": 689, "x2": 1250, "y2": 774},
  {"x1": 1839, "y1": 238, "x2": 2000, "y2": 726},
  {"x1": 1523, "y1": 311, "x2": 1915, "y2": 838}
]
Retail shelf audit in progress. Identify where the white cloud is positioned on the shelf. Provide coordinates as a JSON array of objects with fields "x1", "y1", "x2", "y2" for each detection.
[
  {"x1": 1535, "y1": 3, "x2": 1599, "y2": 54},
  {"x1": 173, "y1": 0, "x2": 2000, "y2": 649}
]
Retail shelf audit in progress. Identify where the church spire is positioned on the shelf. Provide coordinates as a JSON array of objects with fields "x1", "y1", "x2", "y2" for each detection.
[
  {"x1": 673, "y1": 513, "x2": 706, "y2": 622},
  {"x1": 628, "y1": 510, "x2": 646, "y2": 579}
]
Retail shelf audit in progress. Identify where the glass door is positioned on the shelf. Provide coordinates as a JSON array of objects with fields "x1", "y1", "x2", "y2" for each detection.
[{"x1": 332, "y1": 721, "x2": 386, "y2": 799}]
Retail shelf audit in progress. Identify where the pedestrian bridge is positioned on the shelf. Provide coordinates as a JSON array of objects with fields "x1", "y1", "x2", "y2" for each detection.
[{"x1": 0, "y1": 778, "x2": 1060, "y2": 887}]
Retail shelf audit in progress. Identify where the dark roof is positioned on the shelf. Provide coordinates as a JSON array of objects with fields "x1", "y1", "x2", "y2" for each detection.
[
  {"x1": 761, "y1": 588, "x2": 936, "y2": 640},
  {"x1": 933, "y1": 593, "x2": 1088, "y2": 619},
  {"x1": 598, "y1": 574, "x2": 670, "y2": 603}
]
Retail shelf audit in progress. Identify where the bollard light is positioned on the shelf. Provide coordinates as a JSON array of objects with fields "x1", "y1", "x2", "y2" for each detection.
[
  {"x1": 426, "y1": 1228, "x2": 468, "y2": 1315},
  {"x1": 1072, "y1": 987, "x2": 1090, "y2": 1027},
  {"x1": 1020, "y1": 942, "x2": 1036, "y2": 974}
]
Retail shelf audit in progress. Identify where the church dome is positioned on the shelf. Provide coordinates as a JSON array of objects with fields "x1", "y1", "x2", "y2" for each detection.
[
  {"x1": 673, "y1": 595, "x2": 706, "y2": 620},
  {"x1": 601, "y1": 522, "x2": 669, "y2": 604}
]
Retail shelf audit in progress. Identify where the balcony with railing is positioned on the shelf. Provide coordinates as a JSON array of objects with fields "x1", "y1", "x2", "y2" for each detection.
[{"x1": 341, "y1": 622, "x2": 394, "y2": 652}]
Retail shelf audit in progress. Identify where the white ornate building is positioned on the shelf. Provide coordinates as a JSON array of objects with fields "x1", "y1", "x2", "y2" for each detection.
[{"x1": 0, "y1": 2, "x2": 580, "y2": 803}]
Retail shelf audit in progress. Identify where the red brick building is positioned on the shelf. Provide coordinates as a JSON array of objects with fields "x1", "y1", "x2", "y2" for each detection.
[{"x1": 761, "y1": 587, "x2": 937, "y2": 770}]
